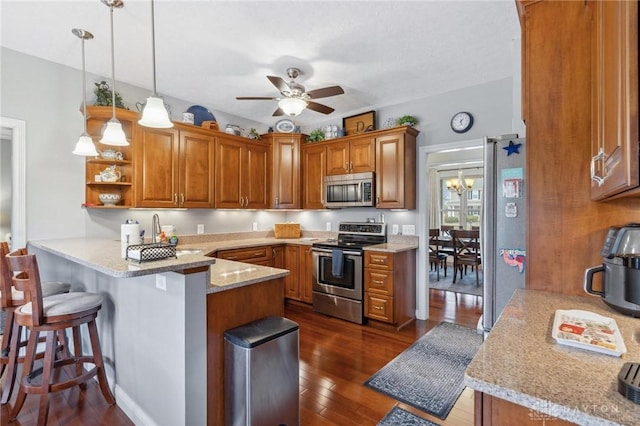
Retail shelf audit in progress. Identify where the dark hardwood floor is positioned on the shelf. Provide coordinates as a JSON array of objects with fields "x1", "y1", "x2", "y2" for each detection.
[{"x1": 1, "y1": 289, "x2": 482, "y2": 425}]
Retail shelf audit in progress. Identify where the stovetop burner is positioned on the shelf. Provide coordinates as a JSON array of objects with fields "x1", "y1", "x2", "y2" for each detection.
[{"x1": 312, "y1": 222, "x2": 387, "y2": 251}]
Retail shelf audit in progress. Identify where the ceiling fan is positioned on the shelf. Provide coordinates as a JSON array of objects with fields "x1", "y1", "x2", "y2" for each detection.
[{"x1": 236, "y1": 67, "x2": 344, "y2": 116}]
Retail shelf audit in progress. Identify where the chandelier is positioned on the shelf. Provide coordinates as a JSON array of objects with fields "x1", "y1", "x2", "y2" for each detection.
[{"x1": 446, "y1": 171, "x2": 474, "y2": 196}]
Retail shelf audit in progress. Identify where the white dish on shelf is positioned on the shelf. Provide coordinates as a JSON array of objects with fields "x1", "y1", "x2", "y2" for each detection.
[
  {"x1": 552, "y1": 309, "x2": 626, "y2": 357},
  {"x1": 99, "y1": 193, "x2": 121, "y2": 206},
  {"x1": 275, "y1": 119, "x2": 295, "y2": 133}
]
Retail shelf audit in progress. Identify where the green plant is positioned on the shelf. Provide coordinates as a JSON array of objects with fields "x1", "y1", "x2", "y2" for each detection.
[
  {"x1": 307, "y1": 128, "x2": 325, "y2": 142},
  {"x1": 397, "y1": 115, "x2": 418, "y2": 126},
  {"x1": 248, "y1": 128, "x2": 260, "y2": 140},
  {"x1": 93, "y1": 81, "x2": 126, "y2": 109}
]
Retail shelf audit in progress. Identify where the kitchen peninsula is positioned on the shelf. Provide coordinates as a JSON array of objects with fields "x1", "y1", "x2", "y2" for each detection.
[{"x1": 27, "y1": 237, "x2": 289, "y2": 426}]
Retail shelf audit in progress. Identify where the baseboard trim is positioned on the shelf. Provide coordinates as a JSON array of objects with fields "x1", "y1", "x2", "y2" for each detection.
[{"x1": 115, "y1": 384, "x2": 157, "y2": 426}]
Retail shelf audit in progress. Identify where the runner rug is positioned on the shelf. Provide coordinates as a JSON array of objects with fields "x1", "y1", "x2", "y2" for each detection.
[
  {"x1": 377, "y1": 406, "x2": 441, "y2": 426},
  {"x1": 365, "y1": 321, "x2": 482, "y2": 420}
]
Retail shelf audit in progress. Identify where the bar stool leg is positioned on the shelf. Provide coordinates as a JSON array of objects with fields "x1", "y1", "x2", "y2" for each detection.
[
  {"x1": 1, "y1": 321, "x2": 21, "y2": 404},
  {"x1": 0, "y1": 310, "x2": 14, "y2": 377},
  {"x1": 36, "y1": 330, "x2": 57, "y2": 426},
  {"x1": 72, "y1": 325, "x2": 87, "y2": 391},
  {"x1": 10, "y1": 327, "x2": 39, "y2": 420},
  {"x1": 88, "y1": 319, "x2": 115, "y2": 405}
]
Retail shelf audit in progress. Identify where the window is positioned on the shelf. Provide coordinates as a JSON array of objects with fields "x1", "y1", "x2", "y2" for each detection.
[{"x1": 440, "y1": 174, "x2": 483, "y2": 229}]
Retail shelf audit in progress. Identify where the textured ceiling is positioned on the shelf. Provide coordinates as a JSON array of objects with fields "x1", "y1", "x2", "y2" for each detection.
[{"x1": 0, "y1": 0, "x2": 520, "y2": 126}]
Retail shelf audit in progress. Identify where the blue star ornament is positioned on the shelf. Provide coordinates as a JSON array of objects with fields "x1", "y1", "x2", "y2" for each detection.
[{"x1": 503, "y1": 140, "x2": 522, "y2": 156}]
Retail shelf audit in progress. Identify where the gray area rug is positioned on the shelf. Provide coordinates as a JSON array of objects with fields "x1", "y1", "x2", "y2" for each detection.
[
  {"x1": 429, "y1": 266, "x2": 483, "y2": 297},
  {"x1": 365, "y1": 321, "x2": 483, "y2": 420},
  {"x1": 378, "y1": 406, "x2": 441, "y2": 426}
]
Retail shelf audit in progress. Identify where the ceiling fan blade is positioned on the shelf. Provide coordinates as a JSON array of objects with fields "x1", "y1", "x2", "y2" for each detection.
[
  {"x1": 306, "y1": 85, "x2": 344, "y2": 99},
  {"x1": 236, "y1": 96, "x2": 278, "y2": 100},
  {"x1": 307, "y1": 101, "x2": 335, "y2": 114},
  {"x1": 267, "y1": 76, "x2": 290, "y2": 95},
  {"x1": 272, "y1": 108, "x2": 284, "y2": 117}
]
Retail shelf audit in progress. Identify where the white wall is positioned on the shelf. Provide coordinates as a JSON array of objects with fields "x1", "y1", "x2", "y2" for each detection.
[{"x1": 1, "y1": 47, "x2": 514, "y2": 242}]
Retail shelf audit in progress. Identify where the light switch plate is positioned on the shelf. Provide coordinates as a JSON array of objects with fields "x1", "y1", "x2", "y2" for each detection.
[
  {"x1": 326, "y1": 222, "x2": 332, "y2": 231},
  {"x1": 252, "y1": 222, "x2": 258, "y2": 231},
  {"x1": 392, "y1": 224, "x2": 399, "y2": 235},
  {"x1": 197, "y1": 224, "x2": 204, "y2": 234},
  {"x1": 402, "y1": 225, "x2": 416, "y2": 235},
  {"x1": 156, "y1": 275, "x2": 167, "y2": 291}
]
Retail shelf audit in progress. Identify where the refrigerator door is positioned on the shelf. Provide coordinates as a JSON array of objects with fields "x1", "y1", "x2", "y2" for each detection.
[{"x1": 483, "y1": 135, "x2": 526, "y2": 331}]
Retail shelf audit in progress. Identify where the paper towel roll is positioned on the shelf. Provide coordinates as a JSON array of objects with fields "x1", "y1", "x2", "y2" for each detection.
[{"x1": 121, "y1": 224, "x2": 140, "y2": 258}]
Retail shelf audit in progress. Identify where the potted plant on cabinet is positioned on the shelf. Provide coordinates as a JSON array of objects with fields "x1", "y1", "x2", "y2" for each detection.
[{"x1": 397, "y1": 115, "x2": 418, "y2": 126}]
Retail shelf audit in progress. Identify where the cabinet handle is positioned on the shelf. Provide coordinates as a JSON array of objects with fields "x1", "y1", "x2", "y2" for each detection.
[
  {"x1": 344, "y1": 163, "x2": 349, "y2": 171},
  {"x1": 240, "y1": 196, "x2": 245, "y2": 207},
  {"x1": 272, "y1": 248, "x2": 277, "y2": 258},
  {"x1": 173, "y1": 193, "x2": 178, "y2": 205},
  {"x1": 350, "y1": 162, "x2": 353, "y2": 171},
  {"x1": 180, "y1": 193, "x2": 185, "y2": 205},
  {"x1": 373, "y1": 306, "x2": 383, "y2": 310},
  {"x1": 227, "y1": 256, "x2": 238, "y2": 260},
  {"x1": 252, "y1": 252, "x2": 263, "y2": 257},
  {"x1": 590, "y1": 147, "x2": 607, "y2": 187},
  {"x1": 376, "y1": 196, "x2": 380, "y2": 205},
  {"x1": 275, "y1": 197, "x2": 279, "y2": 207},
  {"x1": 373, "y1": 280, "x2": 384, "y2": 284}
]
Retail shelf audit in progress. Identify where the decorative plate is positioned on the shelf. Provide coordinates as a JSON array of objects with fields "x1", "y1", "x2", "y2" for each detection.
[
  {"x1": 275, "y1": 119, "x2": 295, "y2": 133},
  {"x1": 186, "y1": 105, "x2": 215, "y2": 126},
  {"x1": 552, "y1": 309, "x2": 626, "y2": 357}
]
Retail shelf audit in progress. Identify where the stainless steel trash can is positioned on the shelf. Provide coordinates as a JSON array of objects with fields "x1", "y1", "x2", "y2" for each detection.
[{"x1": 224, "y1": 316, "x2": 300, "y2": 426}]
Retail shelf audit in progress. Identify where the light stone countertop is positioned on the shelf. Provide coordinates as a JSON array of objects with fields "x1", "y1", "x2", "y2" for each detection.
[
  {"x1": 207, "y1": 258, "x2": 289, "y2": 294},
  {"x1": 464, "y1": 289, "x2": 640, "y2": 426},
  {"x1": 364, "y1": 242, "x2": 418, "y2": 253}
]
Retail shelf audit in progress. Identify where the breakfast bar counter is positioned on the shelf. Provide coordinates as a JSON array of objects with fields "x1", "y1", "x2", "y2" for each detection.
[
  {"x1": 465, "y1": 289, "x2": 640, "y2": 426},
  {"x1": 27, "y1": 237, "x2": 288, "y2": 426}
]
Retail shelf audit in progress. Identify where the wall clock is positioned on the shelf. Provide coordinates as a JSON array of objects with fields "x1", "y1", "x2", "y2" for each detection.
[{"x1": 450, "y1": 111, "x2": 474, "y2": 133}]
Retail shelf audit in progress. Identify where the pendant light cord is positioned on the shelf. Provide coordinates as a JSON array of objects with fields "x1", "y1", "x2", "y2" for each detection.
[
  {"x1": 151, "y1": 0, "x2": 157, "y2": 96},
  {"x1": 109, "y1": 4, "x2": 117, "y2": 118},
  {"x1": 81, "y1": 37, "x2": 88, "y2": 133}
]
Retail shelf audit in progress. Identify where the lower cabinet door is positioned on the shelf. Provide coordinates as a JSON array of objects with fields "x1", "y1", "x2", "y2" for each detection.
[{"x1": 365, "y1": 293, "x2": 393, "y2": 323}]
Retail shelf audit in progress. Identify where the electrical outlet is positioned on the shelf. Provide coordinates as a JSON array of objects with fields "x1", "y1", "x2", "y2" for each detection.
[
  {"x1": 326, "y1": 222, "x2": 332, "y2": 231},
  {"x1": 156, "y1": 275, "x2": 167, "y2": 291},
  {"x1": 252, "y1": 222, "x2": 258, "y2": 231},
  {"x1": 392, "y1": 224, "x2": 399, "y2": 235},
  {"x1": 402, "y1": 225, "x2": 416, "y2": 235},
  {"x1": 197, "y1": 224, "x2": 204, "y2": 234}
]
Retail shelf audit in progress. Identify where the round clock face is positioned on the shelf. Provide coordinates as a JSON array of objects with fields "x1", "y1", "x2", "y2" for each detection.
[{"x1": 450, "y1": 112, "x2": 474, "y2": 133}]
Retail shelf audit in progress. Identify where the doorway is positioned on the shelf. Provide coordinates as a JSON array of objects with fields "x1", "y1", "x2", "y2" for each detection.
[
  {"x1": 0, "y1": 117, "x2": 26, "y2": 249},
  {"x1": 416, "y1": 139, "x2": 484, "y2": 320}
]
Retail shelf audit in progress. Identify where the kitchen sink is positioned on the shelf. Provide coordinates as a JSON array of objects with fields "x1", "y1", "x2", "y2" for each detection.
[{"x1": 175, "y1": 248, "x2": 203, "y2": 256}]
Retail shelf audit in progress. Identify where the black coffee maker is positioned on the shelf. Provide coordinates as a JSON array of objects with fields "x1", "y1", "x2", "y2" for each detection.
[{"x1": 584, "y1": 223, "x2": 640, "y2": 317}]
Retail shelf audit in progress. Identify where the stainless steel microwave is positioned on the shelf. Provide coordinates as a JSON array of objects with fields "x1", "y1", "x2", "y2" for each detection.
[{"x1": 323, "y1": 172, "x2": 375, "y2": 208}]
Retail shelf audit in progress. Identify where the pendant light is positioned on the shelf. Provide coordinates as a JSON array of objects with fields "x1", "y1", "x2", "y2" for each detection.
[
  {"x1": 138, "y1": 0, "x2": 173, "y2": 128},
  {"x1": 72, "y1": 28, "x2": 99, "y2": 156},
  {"x1": 100, "y1": 0, "x2": 128, "y2": 146}
]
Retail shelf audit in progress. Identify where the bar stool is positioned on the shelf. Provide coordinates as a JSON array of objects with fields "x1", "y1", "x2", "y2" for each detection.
[
  {"x1": 5, "y1": 248, "x2": 115, "y2": 425},
  {"x1": 0, "y1": 241, "x2": 71, "y2": 404}
]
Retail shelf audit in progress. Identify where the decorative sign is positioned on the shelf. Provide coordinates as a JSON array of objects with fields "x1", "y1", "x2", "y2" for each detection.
[
  {"x1": 505, "y1": 202, "x2": 518, "y2": 218},
  {"x1": 500, "y1": 248, "x2": 526, "y2": 273},
  {"x1": 501, "y1": 168, "x2": 524, "y2": 198}
]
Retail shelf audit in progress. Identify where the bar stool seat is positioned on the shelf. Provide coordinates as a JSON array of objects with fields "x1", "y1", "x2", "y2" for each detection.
[
  {"x1": 5, "y1": 248, "x2": 115, "y2": 425},
  {"x1": 1, "y1": 241, "x2": 71, "y2": 405}
]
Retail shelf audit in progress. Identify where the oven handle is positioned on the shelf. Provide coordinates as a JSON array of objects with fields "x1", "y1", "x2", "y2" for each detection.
[{"x1": 312, "y1": 248, "x2": 362, "y2": 256}]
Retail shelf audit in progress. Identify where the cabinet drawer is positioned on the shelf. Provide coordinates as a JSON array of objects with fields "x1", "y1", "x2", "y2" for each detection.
[
  {"x1": 365, "y1": 269, "x2": 394, "y2": 295},
  {"x1": 365, "y1": 293, "x2": 393, "y2": 323},
  {"x1": 216, "y1": 246, "x2": 271, "y2": 264},
  {"x1": 365, "y1": 251, "x2": 394, "y2": 270}
]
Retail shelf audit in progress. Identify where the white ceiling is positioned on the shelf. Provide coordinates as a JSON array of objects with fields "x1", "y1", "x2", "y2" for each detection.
[{"x1": 0, "y1": 0, "x2": 521, "y2": 126}]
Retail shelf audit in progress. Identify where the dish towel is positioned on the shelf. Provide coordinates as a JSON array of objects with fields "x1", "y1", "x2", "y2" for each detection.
[{"x1": 332, "y1": 249, "x2": 344, "y2": 277}]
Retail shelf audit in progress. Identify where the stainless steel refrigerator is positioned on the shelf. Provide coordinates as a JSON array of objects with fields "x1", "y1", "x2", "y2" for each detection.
[{"x1": 482, "y1": 134, "x2": 526, "y2": 332}]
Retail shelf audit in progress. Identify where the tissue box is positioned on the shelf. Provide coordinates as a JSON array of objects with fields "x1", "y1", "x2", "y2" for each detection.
[{"x1": 274, "y1": 223, "x2": 301, "y2": 239}]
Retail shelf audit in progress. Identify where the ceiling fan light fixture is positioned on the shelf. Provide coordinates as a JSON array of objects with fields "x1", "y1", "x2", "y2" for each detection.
[{"x1": 278, "y1": 97, "x2": 307, "y2": 116}]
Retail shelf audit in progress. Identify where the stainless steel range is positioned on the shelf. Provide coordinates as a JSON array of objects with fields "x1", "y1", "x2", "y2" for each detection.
[{"x1": 311, "y1": 222, "x2": 387, "y2": 324}]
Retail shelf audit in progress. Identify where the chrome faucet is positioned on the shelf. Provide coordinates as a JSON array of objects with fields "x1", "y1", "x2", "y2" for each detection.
[{"x1": 152, "y1": 214, "x2": 161, "y2": 243}]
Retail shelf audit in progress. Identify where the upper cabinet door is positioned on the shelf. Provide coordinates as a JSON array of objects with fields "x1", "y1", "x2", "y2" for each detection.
[
  {"x1": 179, "y1": 130, "x2": 215, "y2": 208},
  {"x1": 244, "y1": 142, "x2": 270, "y2": 209},
  {"x1": 375, "y1": 129, "x2": 417, "y2": 209},
  {"x1": 349, "y1": 137, "x2": 375, "y2": 174},
  {"x1": 326, "y1": 140, "x2": 350, "y2": 175},
  {"x1": 590, "y1": 0, "x2": 639, "y2": 200},
  {"x1": 301, "y1": 144, "x2": 327, "y2": 209},
  {"x1": 270, "y1": 135, "x2": 300, "y2": 209},
  {"x1": 135, "y1": 127, "x2": 180, "y2": 208},
  {"x1": 215, "y1": 137, "x2": 244, "y2": 208}
]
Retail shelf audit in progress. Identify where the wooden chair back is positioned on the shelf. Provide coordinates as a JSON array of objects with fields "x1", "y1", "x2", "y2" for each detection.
[
  {"x1": 428, "y1": 229, "x2": 441, "y2": 257},
  {"x1": 451, "y1": 230, "x2": 480, "y2": 259},
  {"x1": 0, "y1": 241, "x2": 11, "y2": 309},
  {"x1": 6, "y1": 249, "x2": 45, "y2": 327}
]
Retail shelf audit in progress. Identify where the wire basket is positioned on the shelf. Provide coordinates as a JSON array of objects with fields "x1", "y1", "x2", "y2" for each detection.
[{"x1": 126, "y1": 243, "x2": 176, "y2": 263}]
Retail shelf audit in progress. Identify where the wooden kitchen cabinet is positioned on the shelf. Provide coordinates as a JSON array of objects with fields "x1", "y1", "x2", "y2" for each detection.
[
  {"x1": 301, "y1": 143, "x2": 327, "y2": 209},
  {"x1": 214, "y1": 136, "x2": 269, "y2": 209},
  {"x1": 590, "y1": 0, "x2": 639, "y2": 200},
  {"x1": 262, "y1": 133, "x2": 301, "y2": 209},
  {"x1": 364, "y1": 249, "x2": 415, "y2": 329},
  {"x1": 84, "y1": 106, "x2": 136, "y2": 208},
  {"x1": 375, "y1": 127, "x2": 418, "y2": 209},
  {"x1": 134, "y1": 123, "x2": 215, "y2": 208},
  {"x1": 272, "y1": 245, "x2": 285, "y2": 269},
  {"x1": 326, "y1": 135, "x2": 375, "y2": 175},
  {"x1": 282, "y1": 244, "x2": 314, "y2": 304},
  {"x1": 215, "y1": 245, "x2": 274, "y2": 266}
]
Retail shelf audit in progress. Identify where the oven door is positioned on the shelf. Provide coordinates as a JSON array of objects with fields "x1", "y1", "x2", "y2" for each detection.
[{"x1": 312, "y1": 248, "x2": 363, "y2": 300}]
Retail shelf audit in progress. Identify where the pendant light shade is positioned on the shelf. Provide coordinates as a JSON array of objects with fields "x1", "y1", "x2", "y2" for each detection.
[
  {"x1": 278, "y1": 97, "x2": 307, "y2": 116},
  {"x1": 138, "y1": 0, "x2": 173, "y2": 128},
  {"x1": 72, "y1": 28, "x2": 99, "y2": 156},
  {"x1": 100, "y1": 0, "x2": 128, "y2": 146}
]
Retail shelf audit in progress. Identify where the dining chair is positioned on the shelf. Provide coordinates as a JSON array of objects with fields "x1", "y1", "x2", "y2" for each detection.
[
  {"x1": 451, "y1": 229, "x2": 481, "y2": 286},
  {"x1": 428, "y1": 229, "x2": 448, "y2": 281}
]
